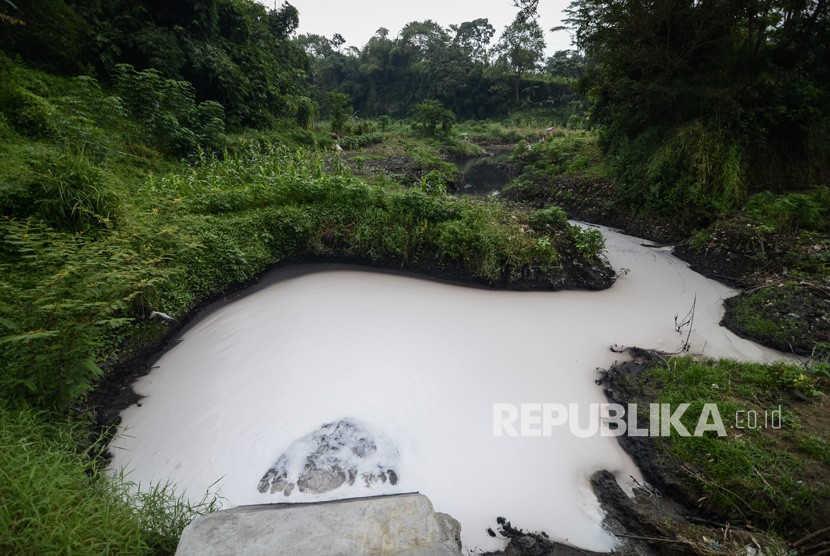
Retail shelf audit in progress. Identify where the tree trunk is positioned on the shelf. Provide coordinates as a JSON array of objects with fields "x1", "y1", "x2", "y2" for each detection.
[{"x1": 514, "y1": 73, "x2": 521, "y2": 103}]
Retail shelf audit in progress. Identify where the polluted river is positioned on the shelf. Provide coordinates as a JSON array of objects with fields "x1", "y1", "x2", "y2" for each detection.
[{"x1": 109, "y1": 215, "x2": 787, "y2": 553}]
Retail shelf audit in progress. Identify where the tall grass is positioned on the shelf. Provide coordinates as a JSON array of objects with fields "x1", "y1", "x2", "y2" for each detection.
[{"x1": 0, "y1": 406, "x2": 219, "y2": 555}]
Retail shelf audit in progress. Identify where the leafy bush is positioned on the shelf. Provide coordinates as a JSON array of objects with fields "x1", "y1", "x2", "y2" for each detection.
[
  {"x1": 608, "y1": 121, "x2": 746, "y2": 224},
  {"x1": 567, "y1": 225, "x2": 605, "y2": 258},
  {"x1": 339, "y1": 132, "x2": 383, "y2": 150},
  {"x1": 0, "y1": 77, "x2": 59, "y2": 139},
  {"x1": 114, "y1": 64, "x2": 227, "y2": 156},
  {"x1": 457, "y1": 120, "x2": 535, "y2": 144},
  {"x1": 511, "y1": 129, "x2": 604, "y2": 177},
  {"x1": 326, "y1": 91, "x2": 352, "y2": 135},
  {"x1": 412, "y1": 99, "x2": 455, "y2": 137},
  {"x1": 0, "y1": 219, "x2": 170, "y2": 408},
  {"x1": 530, "y1": 206, "x2": 568, "y2": 230},
  {"x1": 26, "y1": 150, "x2": 122, "y2": 230},
  {"x1": 377, "y1": 115, "x2": 392, "y2": 131},
  {"x1": 0, "y1": 147, "x2": 123, "y2": 230},
  {"x1": 294, "y1": 96, "x2": 315, "y2": 128},
  {"x1": 744, "y1": 188, "x2": 829, "y2": 234}
]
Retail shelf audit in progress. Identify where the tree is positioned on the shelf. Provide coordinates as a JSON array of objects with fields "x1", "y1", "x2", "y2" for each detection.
[
  {"x1": 297, "y1": 33, "x2": 335, "y2": 58},
  {"x1": 359, "y1": 30, "x2": 395, "y2": 114},
  {"x1": 0, "y1": 0, "x2": 91, "y2": 73},
  {"x1": 452, "y1": 18, "x2": 495, "y2": 65},
  {"x1": 512, "y1": 0, "x2": 540, "y2": 24},
  {"x1": 267, "y1": 2, "x2": 298, "y2": 38},
  {"x1": 545, "y1": 50, "x2": 585, "y2": 80},
  {"x1": 399, "y1": 20, "x2": 449, "y2": 62},
  {"x1": 412, "y1": 99, "x2": 455, "y2": 137},
  {"x1": 326, "y1": 91, "x2": 351, "y2": 135},
  {"x1": 494, "y1": 14, "x2": 546, "y2": 103}
]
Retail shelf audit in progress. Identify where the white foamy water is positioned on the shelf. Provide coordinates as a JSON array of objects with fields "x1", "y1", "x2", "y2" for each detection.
[{"x1": 110, "y1": 225, "x2": 786, "y2": 553}]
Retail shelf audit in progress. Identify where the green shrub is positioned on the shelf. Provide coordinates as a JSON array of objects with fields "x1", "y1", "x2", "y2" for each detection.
[
  {"x1": 412, "y1": 99, "x2": 455, "y2": 137},
  {"x1": 113, "y1": 64, "x2": 227, "y2": 156},
  {"x1": 294, "y1": 96, "x2": 315, "y2": 129},
  {"x1": 530, "y1": 206, "x2": 568, "y2": 230},
  {"x1": 0, "y1": 113, "x2": 12, "y2": 140},
  {"x1": 744, "y1": 188, "x2": 829, "y2": 234},
  {"x1": 377, "y1": 115, "x2": 392, "y2": 131},
  {"x1": 23, "y1": 149, "x2": 122, "y2": 230},
  {"x1": 0, "y1": 219, "x2": 170, "y2": 409},
  {"x1": 339, "y1": 132, "x2": 383, "y2": 150},
  {"x1": 567, "y1": 225, "x2": 605, "y2": 258},
  {"x1": 609, "y1": 121, "x2": 745, "y2": 223},
  {"x1": 0, "y1": 86, "x2": 59, "y2": 138},
  {"x1": 326, "y1": 91, "x2": 352, "y2": 135}
]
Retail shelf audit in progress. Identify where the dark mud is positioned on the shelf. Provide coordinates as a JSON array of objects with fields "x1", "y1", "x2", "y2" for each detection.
[
  {"x1": 673, "y1": 220, "x2": 830, "y2": 356},
  {"x1": 722, "y1": 283, "x2": 830, "y2": 356},
  {"x1": 501, "y1": 174, "x2": 684, "y2": 245},
  {"x1": 481, "y1": 516, "x2": 608, "y2": 555}
]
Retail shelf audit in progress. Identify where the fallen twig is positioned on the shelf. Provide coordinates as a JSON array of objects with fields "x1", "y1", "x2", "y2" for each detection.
[{"x1": 793, "y1": 524, "x2": 830, "y2": 548}]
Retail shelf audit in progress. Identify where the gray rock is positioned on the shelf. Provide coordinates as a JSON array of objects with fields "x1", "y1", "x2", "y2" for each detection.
[
  {"x1": 258, "y1": 419, "x2": 398, "y2": 496},
  {"x1": 176, "y1": 493, "x2": 462, "y2": 556}
]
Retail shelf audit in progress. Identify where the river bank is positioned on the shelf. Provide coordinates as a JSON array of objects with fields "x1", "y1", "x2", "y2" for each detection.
[
  {"x1": 499, "y1": 131, "x2": 829, "y2": 360},
  {"x1": 592, "y1": 349, "x2": 829, "y2": 555}
]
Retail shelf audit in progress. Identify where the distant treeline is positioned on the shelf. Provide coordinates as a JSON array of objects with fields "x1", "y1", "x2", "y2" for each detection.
[
  {"x1": 297, "y1": 20, "x2": 586, "y2": 121},
  {"x1": 0, "y1": 0, "x2": 308, "y2": 128},
  {"x1": 0, "y1": 0, "x2": 587, "y2": 127}
]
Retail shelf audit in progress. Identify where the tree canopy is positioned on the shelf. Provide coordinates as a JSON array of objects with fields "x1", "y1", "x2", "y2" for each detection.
[
  {"x1": 566, "y1": 0, "x2": 830, "y2": 220},
  {"x1": 0, "y1": 0, "x2": 309, "y2": 128}
]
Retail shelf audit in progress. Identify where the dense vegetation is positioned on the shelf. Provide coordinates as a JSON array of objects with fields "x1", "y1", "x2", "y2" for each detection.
[
  {"x1": 0, "y1": 0, "x2": 307, "y2": 128},
  {"x1": 1, "y1": 0, "x2": 828, "y2": 553},
  {"x1": 297, "y1": 10, "x2": 587, "y2": 123},
  {"x1": 567, "y1": 0, "x2": 830, "y2": 225}
]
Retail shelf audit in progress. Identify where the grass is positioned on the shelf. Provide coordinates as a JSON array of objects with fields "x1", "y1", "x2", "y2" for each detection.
[
  {"x1": 723, "y1": 283, "x2": 827, "y2": 356},
  {"x1": 0, "y1": 406, "x2": 219, "y2": 555},
  {"x1": 683, "y1": 188, "x2": 830, "y2": 356},
  {"x1": 627, "y1": 356, "x2": 830, "y2": 538},
  {"x1": 455, "y1": 120, "x2": 538, "y2": 145}
]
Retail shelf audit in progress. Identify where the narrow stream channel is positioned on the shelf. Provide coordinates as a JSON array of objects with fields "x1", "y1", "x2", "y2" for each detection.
[
  {"x1": 110, "y1": 224, "x2": 787, "y2": 554},
  {"x1": 453, "y1": 145, "x2": 515, "y2": 196}
]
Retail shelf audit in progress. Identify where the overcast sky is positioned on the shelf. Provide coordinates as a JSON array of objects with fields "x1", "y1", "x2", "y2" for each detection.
[{"x1": 259, "y1": 1, "x2": 574, "y2": 56}]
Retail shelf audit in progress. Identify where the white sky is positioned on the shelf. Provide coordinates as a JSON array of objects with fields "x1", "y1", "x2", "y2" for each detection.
[{"x1": 259, "y1": 1, "x2": 574, "y2": 56}]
